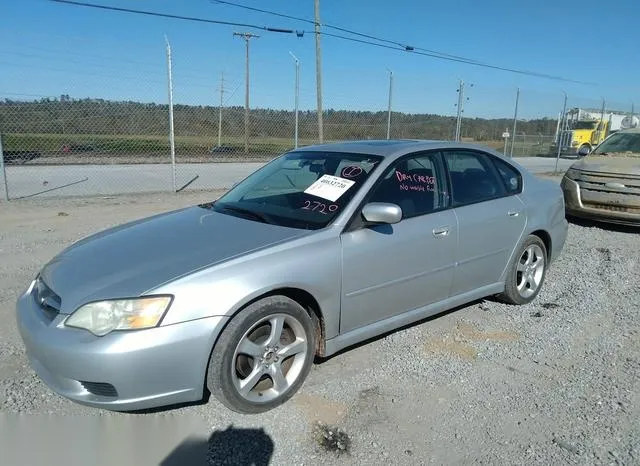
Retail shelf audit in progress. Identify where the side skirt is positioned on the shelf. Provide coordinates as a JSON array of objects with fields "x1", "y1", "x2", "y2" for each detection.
[{"x1": 324, "y1": 282, "x2": 505, "y2": 357}]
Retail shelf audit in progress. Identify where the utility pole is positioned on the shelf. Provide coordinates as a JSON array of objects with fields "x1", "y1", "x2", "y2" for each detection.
[
  {"x1": 234, "y1": 32, "x2": 259, "y2": 154},
  {"x1": 165, "y1": 35, "x2": 176, "y2": 193},
  {"x1": 599, "y1": 97, "x2": 606, "y2": 139},
  {"x1": 289, "y1": 52, "x2": 300, "y2": 149},
  {"x1": 509, "y1": 87, "x2": 520, "y2": 157},
  {"x1": 554, "y1": 92, "x2": 568, "y2": 174},
  {"x1": 217, "y1": 71, "x2": 225, "y2": 148},
  {"x1": 386, "y1": 69, "x2": 393, "y2": 140},
  {"x1": 454, "y1": 80, "x2": 465, "y2": 141},
  {"x1": 314, "y1": 0, "x2": 323, "y2": 142}
]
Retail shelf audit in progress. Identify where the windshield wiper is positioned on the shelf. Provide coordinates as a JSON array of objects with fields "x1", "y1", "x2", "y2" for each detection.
[{"x1": 218, "y1": 205, "x2": 273, "y2": 224}]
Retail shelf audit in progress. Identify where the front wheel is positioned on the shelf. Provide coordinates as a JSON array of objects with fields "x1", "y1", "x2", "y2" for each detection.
[
  {"x1": 578, "y1": 144, "x2": 591, "y2": 157},
  {"x1": 497, "y1": 235, "x2": 547, "y2": 305},
  {"x1": 206, "y1": 295, "x2": 316, "y2": 414}
]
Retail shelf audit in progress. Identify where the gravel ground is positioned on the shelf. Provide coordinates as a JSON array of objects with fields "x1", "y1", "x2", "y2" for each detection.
[{"x1": 1, "y1": 180, "x2": 639, "y2": 465}]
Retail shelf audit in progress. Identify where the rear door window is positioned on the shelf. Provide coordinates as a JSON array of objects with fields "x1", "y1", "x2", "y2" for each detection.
[{"x1": 442, "y1": 150, "x2": 507, "y2": 206}]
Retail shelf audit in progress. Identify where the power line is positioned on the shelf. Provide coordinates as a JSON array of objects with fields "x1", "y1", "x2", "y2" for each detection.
[
  {"x1": 211, "y1": 0, "x2": 471, "y2": 61},
  {"x1": 210, "y1": 0, "x2": 589, "y2": 82},
  {"x1": 49, "y1": 0, "x2": 592, "y2": 84},
  {"x1": 0, "y1": 50, "x2": 239, "y2": 85},
  {"x1": 49, "y1": 0, "x2": 296, "y2": 33},
  {"x1": 4, "y1": 41, "x2": 242, "y2": 79},
  {"x1": 316, "y1": 31, "x2": 589, "y2": 84}
]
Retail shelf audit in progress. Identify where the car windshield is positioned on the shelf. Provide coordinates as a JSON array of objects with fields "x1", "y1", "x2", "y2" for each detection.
[
  {"x1": 204, "y1": 150, "x2": 383, "y2": 230},
  {"x1": 573, "y1": 121, "x2": 598, "y2": 130},
  {"x1": 592, "y1": 132, "x2": 640, "y2": 157}
]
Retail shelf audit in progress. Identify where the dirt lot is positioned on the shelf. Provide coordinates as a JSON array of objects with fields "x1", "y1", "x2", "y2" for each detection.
[{"x1": 1, "y1": 182, "x2": 639, "y2": 465}]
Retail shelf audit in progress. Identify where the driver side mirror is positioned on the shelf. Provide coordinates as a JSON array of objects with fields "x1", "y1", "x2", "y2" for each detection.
[
  {"x1": 578, "y1": 146, "x2": 590, "y2": 156},
  {"x1": 361, "y1": 202, "x2": 402, "y2": 224}
]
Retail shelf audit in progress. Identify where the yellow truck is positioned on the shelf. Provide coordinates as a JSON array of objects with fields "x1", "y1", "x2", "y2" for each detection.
[{"x1": 551, "y1": 107, "x2": 638, "y2": 156}]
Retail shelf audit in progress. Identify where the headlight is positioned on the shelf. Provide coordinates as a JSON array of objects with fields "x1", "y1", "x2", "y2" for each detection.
[
  {"x1": 65, "y1": 296, "x2": 173, "y2": 336},
  {"x1": 564, "y1": 168, "x2": 580, "y2": 180}
]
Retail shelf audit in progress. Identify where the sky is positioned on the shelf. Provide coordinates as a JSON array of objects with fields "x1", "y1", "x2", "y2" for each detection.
[{"x1": 1, "y1": 0, "x2": 639, "y2": 119}]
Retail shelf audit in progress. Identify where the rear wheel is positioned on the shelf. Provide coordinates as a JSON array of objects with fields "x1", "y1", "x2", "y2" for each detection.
[
  {"x1": 497, "y1": 235, "x2": 547, "y2": 305},
  {"x1": 206, "y1": 296, "x2": 316, "y2": 414}
]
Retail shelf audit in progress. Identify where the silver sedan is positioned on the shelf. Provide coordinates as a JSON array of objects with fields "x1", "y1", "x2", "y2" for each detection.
[{"x1": 15, "y1": 140, "x2": 568, "y2": 414}]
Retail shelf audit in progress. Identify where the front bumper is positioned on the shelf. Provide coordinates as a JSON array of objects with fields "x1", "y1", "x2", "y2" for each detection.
[
  {"x1": 550, "y1": 143, "x2": 580, "y2": 155},
  {"x1": 15, "y1": 283, "x2": 229, "y2": 411},
  {"x1": 561, "y1": 176, "x2": 640, "y2": 226}
]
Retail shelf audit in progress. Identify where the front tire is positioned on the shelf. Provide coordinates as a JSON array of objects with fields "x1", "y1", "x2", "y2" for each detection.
[
  {"x1": 578, "y1": 143, "x2": 591, "y2": 157},
  {"x1": 497, "y1": 235, "x2": 547, "y2": 305},
  {"x1": 206, "y1": 296, "x2": 316, "y2": 414}
]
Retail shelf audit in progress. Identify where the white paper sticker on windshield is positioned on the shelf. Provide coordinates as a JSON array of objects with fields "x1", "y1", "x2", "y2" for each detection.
[{"x1": 304, "y1": 175, "x2": 355, "y2": 202}]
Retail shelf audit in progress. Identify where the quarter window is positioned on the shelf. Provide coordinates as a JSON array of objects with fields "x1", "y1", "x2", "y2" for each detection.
[
  {"x1": 366, "y1": 153, "x2": 447, "y2": 219},
  {"x1": 443, "y1": 150, "x2": 506, "y2": 206},
  {"x1": 492, "y1": 157, "x2": 522, "y2": 194}
]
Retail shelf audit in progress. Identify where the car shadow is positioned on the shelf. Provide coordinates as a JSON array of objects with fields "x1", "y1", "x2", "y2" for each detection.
[
  {"x1": 161, "y1": 425, "x2": 274, "y2": 466},
  {"x1": 314, "y1": 299, "x2": 484, "y2": 363},
  {"x1": 370, "y1": 224, "x2": 394, "y2": 235},
  {"x1": 567, "y1": 215, "x2": 639, "y2": 234}
]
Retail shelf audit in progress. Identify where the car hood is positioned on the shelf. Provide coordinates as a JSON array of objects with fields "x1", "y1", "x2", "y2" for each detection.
[
  {"x1": 571, "y1": 156, "x2": 640, "y2": 176},
  {"x1": 40, "y1": 206, "x2": 312, "y2": 313}
]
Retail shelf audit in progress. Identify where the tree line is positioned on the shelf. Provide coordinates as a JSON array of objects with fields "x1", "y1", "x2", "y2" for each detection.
[{"x1": 0, "y1": 96, "x2": 559, "y2": 141}]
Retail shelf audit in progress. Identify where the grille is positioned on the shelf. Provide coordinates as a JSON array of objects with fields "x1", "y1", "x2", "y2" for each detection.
[
  {"x1": 79, "y1": 381, "x2": 118, "y2": 397},
  {"x1": 576, "y1": 171, "x2": 640, "y2": 195},
  {"x1": 32, "y1": 276, "x2": 62, "y2": 321},
  {"x1": 559, "y1": 131, "x2": 573, "y2": 148},
  {"x1": 582, "y1": 203, "x2": 640, "y2": 214}
]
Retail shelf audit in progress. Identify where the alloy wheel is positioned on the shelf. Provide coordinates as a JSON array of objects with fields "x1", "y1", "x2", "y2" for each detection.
[
  {"x1": 516, "y1": 244, "x2": 545, "y2": 299},
  {"x1": 230, "y1": 313, "x2": 308, "y2": 403}
]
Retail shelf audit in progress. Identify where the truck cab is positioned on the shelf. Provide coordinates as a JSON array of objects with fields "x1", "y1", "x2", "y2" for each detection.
[{"x1": 551, "y1": 107, "x2": 635, "y2": 157}]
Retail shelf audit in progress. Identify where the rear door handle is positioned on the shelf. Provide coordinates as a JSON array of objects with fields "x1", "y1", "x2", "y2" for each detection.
[
  {"x1": 433, "y1": 226, "x2": 450, "y2": 237},
  {"x1": 508, "y1": 210, "x2": 520, "y2": 217}
]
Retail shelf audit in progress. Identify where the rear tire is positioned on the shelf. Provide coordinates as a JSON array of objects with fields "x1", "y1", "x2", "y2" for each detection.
[
  {"x1": 497, "y1": 235, "x2": 547, "y2": 305},
  {"x1": 206, "y1": 295, "x2": 316, "y2": 414}
]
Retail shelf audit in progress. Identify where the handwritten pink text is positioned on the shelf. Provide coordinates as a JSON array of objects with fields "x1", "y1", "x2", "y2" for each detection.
[{"x1": 395, "y1": 170, "x2": 436, "y2": 185}]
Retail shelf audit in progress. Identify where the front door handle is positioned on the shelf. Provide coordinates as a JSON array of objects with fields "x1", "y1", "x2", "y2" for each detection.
[
  {"x1": 433, "y1": 226, "x2": 450, "y2": 237},
  {"x1": 508, "y1": 210, "x2": 520, "y2": 217}
]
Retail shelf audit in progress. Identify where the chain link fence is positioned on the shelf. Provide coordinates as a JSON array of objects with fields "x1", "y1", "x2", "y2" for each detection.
[{"x1": 0, "y1": 46, "x2": 635, "y2": 200}]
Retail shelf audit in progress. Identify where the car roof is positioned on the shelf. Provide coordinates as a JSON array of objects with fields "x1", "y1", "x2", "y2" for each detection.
[
  {"x1": 292, "y1": 139, "x2": 506, "y2": 159},
  {"x1": 615, "y1": 127, "x2": 640, "y2": 134}
]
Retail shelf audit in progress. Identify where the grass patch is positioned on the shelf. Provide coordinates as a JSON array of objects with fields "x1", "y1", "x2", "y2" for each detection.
[
  {"x1": 3, "y1": 133, "x2": 556, "y2": 162},
  {"x1": 3, "y1": 132, "x2": 303, "y2": 156}
]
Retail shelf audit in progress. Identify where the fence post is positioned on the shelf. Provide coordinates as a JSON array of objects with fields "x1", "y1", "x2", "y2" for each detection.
[
  {"x1": 386, "y1": 69, "x2": 393, "y2": 140},
  {"x1": 289, "y1": 52, "x2": 300, "y2": 149},
  {"x1": 554, "y1": 92, "x2": 568, "y2": 174},
  {"x1": 509, "y1": 87, "x2": 519, "y2": 158},
  {"x1": 165, "y1": 36, "x2": 177, "y2": 193},
  {"x1": 0, "y1": 134, "x2": 8, "y2": 201},
  {"x1": 503, "y1": 128, "x2": 509, "y2": 156}
]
